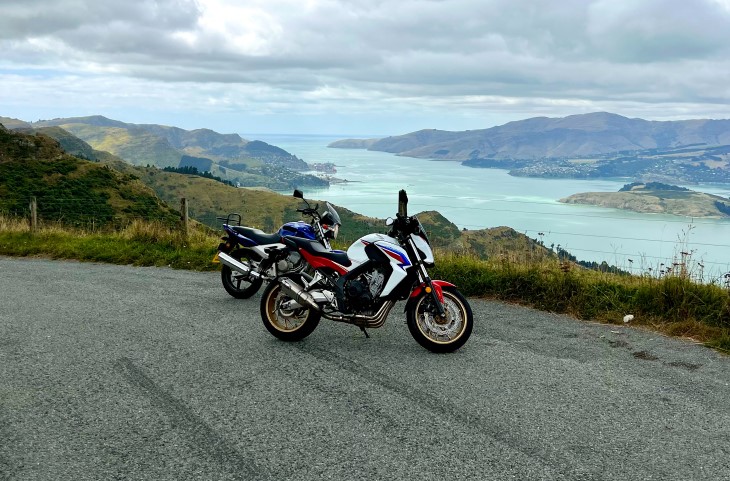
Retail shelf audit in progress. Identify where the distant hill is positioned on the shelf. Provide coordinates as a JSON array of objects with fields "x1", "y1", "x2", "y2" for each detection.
[
  {"x1": 32, "y1": 115, "x2": 308, "y2": 169},
  {"x1": 331, "y1": 112, "x2": 730, "y2": 161},
  {"x1": 328, "y1": 138, "x2": 380, "y2": 149},
  {"x1": 0, "y1": 116, "x2": 32, "y2": 130},
  {"x1": 559, "y1": 182, "x2": 730, "y2": 218},
  {"x1": 3, "y1": 115, "x2": 326, "y2": 189},
  {"x1": 329, "y1": 112, "x2": 730, "y2": 183},
  {"x1": 0, "y1": 124, "x2": 179, "y2": 227}
]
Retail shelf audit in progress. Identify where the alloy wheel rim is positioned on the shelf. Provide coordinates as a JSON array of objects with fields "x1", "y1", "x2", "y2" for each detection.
[
  {"x1": 268, "y1": 287, "x2": 308, "y2": 332},
  {"x1": 416, "y1": 292, "x2": 466, "y2": 344}
]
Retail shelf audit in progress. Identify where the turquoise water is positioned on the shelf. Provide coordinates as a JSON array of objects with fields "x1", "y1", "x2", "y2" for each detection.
[{"x1": 251, "y1": 133, "x2": 730, "y2": 281}]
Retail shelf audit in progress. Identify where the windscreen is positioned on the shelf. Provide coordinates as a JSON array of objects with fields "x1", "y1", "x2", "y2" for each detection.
[
  {"x1": 325, "y1": 201, "x2": 341, "y2": 225},
  {"x1": 414, "y1": 217, "x2": 430, "y2": 245}
]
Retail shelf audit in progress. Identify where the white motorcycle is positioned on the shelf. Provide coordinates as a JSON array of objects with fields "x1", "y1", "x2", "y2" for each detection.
[{"x1": 259, "y1": 190, "x2": 473, "y2": 353}]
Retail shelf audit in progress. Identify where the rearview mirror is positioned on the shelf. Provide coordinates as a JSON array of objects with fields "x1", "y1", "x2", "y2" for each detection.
[
  {"x1": 293, "y1": 189, "x2": 304, "y2": 199},
  {"x1": 385, "y1": 217, "x2": 394, "y2": 226}
]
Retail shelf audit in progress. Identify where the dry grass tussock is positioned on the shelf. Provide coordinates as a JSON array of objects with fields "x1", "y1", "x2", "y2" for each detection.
[
  {"x1": 117, "y1": 219, "x2": 218, "y2": 247},
  {"x1": 0, "y1": 214, "x2": 30, "y2": 232},
  {"x1": 0, "y1": 214, "x2": 218, "y2": 247}
]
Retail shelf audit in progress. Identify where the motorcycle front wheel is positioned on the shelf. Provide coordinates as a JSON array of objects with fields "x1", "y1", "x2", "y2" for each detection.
[
  {"x1": 406, "y1": 286, "x2": 473, "y2": 353},
  {"x1": 221, "y1": 252, "x2": 263, "y2": 299},
  {"x1": 260, "y1": 278, "x2": 321, "y2": 341}
]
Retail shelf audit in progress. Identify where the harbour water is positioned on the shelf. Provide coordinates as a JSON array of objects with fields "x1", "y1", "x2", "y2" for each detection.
[{"x1": 251, "y1": 133, "x2": 730, "y2": 282}]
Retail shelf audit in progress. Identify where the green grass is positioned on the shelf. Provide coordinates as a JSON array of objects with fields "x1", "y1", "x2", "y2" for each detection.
[
  {"x1": 432, "y1": 252, "x2": 730, "y2": 352},
  {"x1": 2, "y1": 215, "x2": 729, "y2": 353}
]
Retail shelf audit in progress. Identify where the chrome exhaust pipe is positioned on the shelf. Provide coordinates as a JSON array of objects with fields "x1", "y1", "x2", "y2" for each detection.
[
  {"x1": 324, "y1": 300, "x2": 395, "y2": 328},
  {"x1": 279, "y1": 277, "x2": 320, "y2": 311},
  {"x1": 218, "y1": 251, "x2": 252, "y2": 276}
]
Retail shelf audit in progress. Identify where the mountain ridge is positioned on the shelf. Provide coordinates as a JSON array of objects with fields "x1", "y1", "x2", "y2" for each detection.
[
  {"x1": 330, "y1": 112, "x2": 730, "y2": 161},
  {"x1": 4, "y1": 115, "x2": 326, "y2": 190},
  {"x1": 330, "y1": 112, "x2": 730, "y2": 183}
]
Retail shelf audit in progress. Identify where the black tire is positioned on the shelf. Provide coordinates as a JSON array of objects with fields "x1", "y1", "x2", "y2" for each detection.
[
  {"x1": 260, "y1": 277, "x2": 321, "y2": 341},
  {"x1": 221, "y1": 252, "x2": 263, "y2": 299},
  {"x1": 406, "y1": 286, "x2": 473, "y2": 353}
]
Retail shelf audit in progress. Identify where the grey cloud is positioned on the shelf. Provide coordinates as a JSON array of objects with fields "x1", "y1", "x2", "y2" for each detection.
[
  {"x1": 5, "y1": 0, "x2": 729, "y2": 70},
  {"x1": 2, "y1": 0, "x2": 730, "y2": 124},
  {"x1": 586, "y1": 0, "x2": 730, "y2": 62},
  {"x1": 0, "y1": 0, "x2": 199, "y2": 39}
]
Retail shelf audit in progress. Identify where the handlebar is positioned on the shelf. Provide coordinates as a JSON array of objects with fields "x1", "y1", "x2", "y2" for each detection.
[{"x1": 388, "y1": 213, "x2": 424, "y2": 241}]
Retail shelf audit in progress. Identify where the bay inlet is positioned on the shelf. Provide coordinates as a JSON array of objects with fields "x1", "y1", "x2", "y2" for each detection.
[{"x1": 252, "y1": 133, "x2": 730, "y2": 282}]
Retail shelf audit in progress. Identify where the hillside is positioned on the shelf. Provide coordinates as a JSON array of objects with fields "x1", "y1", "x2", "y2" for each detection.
[
  {"x1": 559, "y1": 182, "x2": 730, "y2": 218},
  {"x1": 0, "y1": 124, "x2": 179, "y2": 227},
  {"x1": 107, "y1": 164, "x2": 552, "y2": 256},
  {"x1": 117, "y1": 166, "x2": 553, "y2": 258},
  {"x1": 329, "y1": 112, "x2": 730, "y2": 183},
  {"x1": 103, "y1": 158, "x2": 475, "y2": 245},
  {"x1": 6, "y1": 115, "x2": 325, "y2": 189}
]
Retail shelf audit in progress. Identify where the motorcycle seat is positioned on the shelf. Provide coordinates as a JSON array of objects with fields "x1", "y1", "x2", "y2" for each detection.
[
  {"x1": 285, "y1": 236, "x2": 352, "y2": 267},
  {"x1": 231, "y1": 226, "x2": 281, "y2": 245}
]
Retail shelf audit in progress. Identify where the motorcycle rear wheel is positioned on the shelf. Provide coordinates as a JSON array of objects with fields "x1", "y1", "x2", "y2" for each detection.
[
  {"x1": 260, "y1": 279, "x2": 321, "y2": 341},
  {"x1": 221, "y1": 253, "x2": 263, "y2": 299},
  {"x1": 406, "y1": 286, "x2": 473, "y2": 353}
]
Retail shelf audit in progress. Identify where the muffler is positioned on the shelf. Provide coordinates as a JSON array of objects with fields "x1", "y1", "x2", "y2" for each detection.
[
  {"x1": 218, "y1": 251, "x2": 253, "y2": 277},
  {"x1": 278, "y1": 277, "x2": 320, "y2": 311}
]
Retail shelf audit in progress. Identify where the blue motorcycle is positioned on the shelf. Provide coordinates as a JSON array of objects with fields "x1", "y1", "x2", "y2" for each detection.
[{"x1": 213, "y1": 190, "x2": 341, "y2": 298}]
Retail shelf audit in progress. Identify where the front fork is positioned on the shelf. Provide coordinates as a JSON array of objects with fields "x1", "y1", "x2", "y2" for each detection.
[
  {"x1": 405, "y1": 237, "x2": 446, "y2": 317},
  {"x1": 415, "y1": 262, "x2": 446, "y2": 317}
]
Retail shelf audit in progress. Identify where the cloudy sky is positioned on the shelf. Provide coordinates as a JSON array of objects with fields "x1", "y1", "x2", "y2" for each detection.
[{"x1": 1, "y1": 0, "x2": 729, "y2": 135}]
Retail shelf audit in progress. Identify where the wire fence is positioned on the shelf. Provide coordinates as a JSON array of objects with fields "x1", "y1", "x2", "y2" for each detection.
[{"x1": 0, "y1": 196, "x2": 186, "y2": 233}]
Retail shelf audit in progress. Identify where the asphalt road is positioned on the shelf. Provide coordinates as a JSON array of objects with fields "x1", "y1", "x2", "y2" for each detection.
[{"x1": 1, "y1": 257, "x2": 729, "y2": 481}]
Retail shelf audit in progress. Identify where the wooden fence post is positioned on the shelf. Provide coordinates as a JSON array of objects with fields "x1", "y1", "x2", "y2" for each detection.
[
  {"x1": 180, "y1": 197, "x2": 189, "y2": 239},
  {"x1": 29, "y1": 197, "x2": 37, "y2": 233}
]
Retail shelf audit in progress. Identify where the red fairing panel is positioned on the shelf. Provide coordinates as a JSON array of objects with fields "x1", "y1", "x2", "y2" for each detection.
[
  {"x1": 299, "y1": 248, "x2": 349, "y2": 276},
  {"x1": 409, "y1": 280, "x2": 455, "y2": 303}
]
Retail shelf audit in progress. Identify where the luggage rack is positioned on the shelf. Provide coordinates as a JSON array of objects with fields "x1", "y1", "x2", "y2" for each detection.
[{"x1": 216, "y1": 213, "x2": 242, "y2": 226}]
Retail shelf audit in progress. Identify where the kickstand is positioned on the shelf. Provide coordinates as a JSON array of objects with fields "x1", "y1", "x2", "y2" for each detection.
[{"x1": 359, "y1": 326, "x2": 370, "y2": 338}]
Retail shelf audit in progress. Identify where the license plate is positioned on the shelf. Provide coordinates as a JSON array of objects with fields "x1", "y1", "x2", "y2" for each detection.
[{"x1": 212, "y1": 252, "x2": 220, "y2": 263}]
